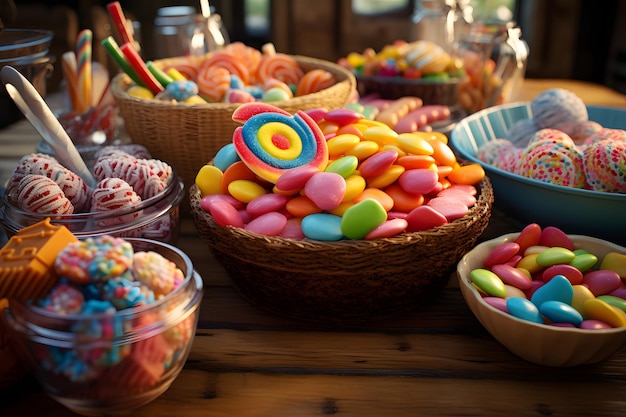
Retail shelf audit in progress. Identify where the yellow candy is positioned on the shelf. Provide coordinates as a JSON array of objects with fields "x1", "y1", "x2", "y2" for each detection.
[
  {"x1": 345, "y1": 141, "x2": 379, "y2": 160},
  {"x1": 127, "y1": 85, "x2": 154, "y2": 99},
  {"x1": 327, "y1": 201, "x2": 353, "y2": 217},
  {"x1": 517, "y1": 253, "x2": 543, "y2": 274},
  {"x1": 380, "y1": 144, "x2": 407, "y2": 156},
  {"x1": 184, "y1": 95, "x2": 208, "y2": 104},
  {"x1": 342, "y1": 175, "x2": 367, "y2": 202},
  {"x1": 397, "y1": 133, "x2": 434, "y2": 155},
  {"x1": 195, "y1": 165, "x2": 223, "y2": 196},
  {"x1": 327, "y1": 134, "x2": 361, "y2": 158},
  {"x1": 366, "y1": 164, "x2": 405, "y2": 189},
  {"x1": 583, "y1": 298, "x2": 626, "y2": 328},
  {"x1": 571, "y1": 285, "x2": 595, "y2": 315},
  {"x1": 227, "y1": 179, "x2": 267, "y2": 203},
  {"x1": 600, "y1": 252, "x2": 626, "y2": 278},
  {"x1": 362, "y1": 125, "x2": 398, "y2": 146}
]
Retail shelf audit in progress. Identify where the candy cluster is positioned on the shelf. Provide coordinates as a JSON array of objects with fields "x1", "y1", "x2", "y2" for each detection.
[
  {"x1": 471, "y1": 223, "x2": 626, "y2": 329},
  {"x1": 6, "y1": 145, "x2": 177, "y2": 239},
  {"x1": 121, "y1": 42, "x2": 337, "y2": 105},
  {"x1": 338, "y1": 39, "x2": 460, "y2": 81},
  {"x1": 195, "y1": 102, "x2": 485, "y2": 241},
  {"x1": 476, "y1": 89, "x2": 626, "y2": 193}
]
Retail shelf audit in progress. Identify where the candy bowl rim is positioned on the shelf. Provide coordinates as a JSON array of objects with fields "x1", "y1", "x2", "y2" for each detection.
[{"x1": 457, "y1": 232, "x2": 626, "y2": 367}]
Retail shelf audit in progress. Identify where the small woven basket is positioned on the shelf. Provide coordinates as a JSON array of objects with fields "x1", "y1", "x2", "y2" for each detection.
[
  {"x1": 111, "y1": 55, "x2": 356, "y2": 189},
  {"x1": 189, "y1": 176, "x2": 494, "y2": 324},
  {"x1": 356, "y1": 75, "x2": 460, "y2": 106}
]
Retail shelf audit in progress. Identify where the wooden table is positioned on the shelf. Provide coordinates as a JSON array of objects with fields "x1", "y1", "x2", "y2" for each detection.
[{"x1": 2, "y1": 79, "x2": 626, "y2": 416}]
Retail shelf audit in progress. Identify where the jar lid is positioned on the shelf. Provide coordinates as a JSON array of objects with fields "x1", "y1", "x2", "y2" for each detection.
[{"x1": 0, "y1": 29, "x2": 53, "y2": 60}]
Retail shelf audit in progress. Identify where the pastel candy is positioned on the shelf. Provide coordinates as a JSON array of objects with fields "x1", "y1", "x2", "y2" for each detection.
[
  {"x1": 323, "y1": 108, "x2": 364, "y2": 126},
  {"x1": 530, "y1": 274, "x2": 573, "y2": 308},
  {"x1": 571, "y1": 284, "x2": 595, "y2": 314},
  {"x1": 359, "y1": 150, "x2": 398, "y2": 178},
  {"x1": 582, "y1": 269, "x2": 621, "y2": 296},
  {"x1": 470, "y1": 268, "x2": 506, "y2": 298},
  {"x1": 426, "y1": 196, "x2": 468, "y2": 221},
  {"x1": 583, "y1": 298, "x2": 626, "y2": 328},
  {"x1": 541, "y1": 264, "x2": 583, "y2": 285},
  {"x1": 213, "y1": 143, "x2": 240, "y2": 171},
  {"x1": 483, "y1": 296, "x2": 508, "y2": 313},
  {"x1": 245, "y1": 211, "x2": 288, "y2": 236},
  {"x1": 195, "y1": 164, "x2": 223, "y2": 196},
  {"x1": 275, "y1": 166, "x2": 319, "y2": 192},
  {"x1": 569, "y1": 252, "x2": 598, "y2": 272},
  {"x1": 483, "y1": 242, "x2": 521, "y2": 268},
  {"x1": 364, "y1": 218, "x2": 408, "y2": 239},
  {"x1": 398, "y1": 168, "x2": 438, "y2": 195},
  {"x1": 580, "y1": 320, "x2": 613, "y2": 330},
  {"x1": 514, "y1": 223, "x2": 542, "y2": 254},
  {"x1": 246, "y1": 193, "x2": 289, "y2": 217},
  {"x1": 303, "y1": 171, "x2": 346, "y2": 210},
  {"x1": 597, "y1": 295, "x2": 626, "y2": 313},
  {"x1": 165, "y1": 80, "x2": 199, "y2": 101},
  {"x1": 341, "y1": 198, "x2": 387, "y2": 240},
  {"x1": 208, "y1": 200, "x2": 245, "y2": 228},
  {"x1": 405, "y1": 205, "x2": 447, "y2": 232},
  {"x1": 491, "y1": 264, "x2": 533, "y2": 290},
  {"x1": 227, "y1": 179, "x2": 267, "y2": 203},
  {"x1": 539, "y1": 226, "x2": 574, "y2": 250},
  {"x1": 301, "y1": 213, "x2": 344, "y2": 241},
  {"x1": 506, "y1": 297, "x2": 543, "y2": 324},
  {"x1": 600, "y1": 252, "x2": 626, "y2": 278},
  {"x1": 539, "y1": 300, "x2": 583, "y2": 326},
  {"x1": 535, "y1": 247, "x2": 576, "y2": 267},
  {"x1": 200, "y1": 193, "x2": 245, "y2": 211},
  {"x1": 325, "y1": 155, "x2": 359, "y2": 179}
]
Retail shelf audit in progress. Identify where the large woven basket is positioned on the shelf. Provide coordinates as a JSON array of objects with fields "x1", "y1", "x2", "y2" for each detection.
[
  {"x1": 111, "y1": 55, "x2": 357, "y2": 189},
  {"x1": 189, "y1": 176, "x2": 494, "y2": 324}
]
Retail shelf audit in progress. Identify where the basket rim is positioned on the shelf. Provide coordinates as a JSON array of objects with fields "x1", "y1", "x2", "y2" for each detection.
[
  {"x1": 110, "y1": 54, "x2": 357, "y2": 110},
  {"x1": 189, "y1": 174, "x2": 494, "y2": 250}
]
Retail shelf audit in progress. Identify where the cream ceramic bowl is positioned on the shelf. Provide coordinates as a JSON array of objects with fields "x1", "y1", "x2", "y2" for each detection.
[{"x1": 457, "y1": 233, "x2": 626, "y2": 367}]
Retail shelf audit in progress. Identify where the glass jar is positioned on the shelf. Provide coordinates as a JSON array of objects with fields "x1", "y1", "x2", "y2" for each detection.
[
  {"x1": 0, "y1": 165, "x2": 185, "y2": 244},
  {"x1": 410, "y1": 0, "x2": 454, "y2": 52},
  {"x1": 493, "y1": 25, "x2": 529, "y2": 103},
  {"x1": 3, "y1": 238, "x2": 203, "y2": 415}
]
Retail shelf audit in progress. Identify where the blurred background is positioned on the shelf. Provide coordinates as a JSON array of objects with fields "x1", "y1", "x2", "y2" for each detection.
[{"x1": 6, "y1": 0, "x2": 626, "y2": 96}]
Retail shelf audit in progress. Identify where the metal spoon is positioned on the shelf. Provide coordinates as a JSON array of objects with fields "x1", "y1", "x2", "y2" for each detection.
[{"x1": 1, "y1": 65, "x2": 96, "y2": 187}]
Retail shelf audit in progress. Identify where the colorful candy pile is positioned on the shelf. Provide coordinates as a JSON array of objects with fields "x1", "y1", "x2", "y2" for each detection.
[
  {"x1": 338, "y1": 39, "x2": 461, "y2": 81},
  {"x1": 195, "y1": 102, "x2": 485, "y2": 241},
  {"x1": 347, "y1": 95, "x2": 452, "y2": 134},
  {"x1": 0, "y1": 219, "x2": 195, "y2": 389},
  {"x1": 470, "y1": 223, "x2": 626, "y2": 329},
  {"x1": 104, "y1": 38, "x2": 337, "y2": 105},
  {"x1": 476, "y1": 89, "x2": 626, "y2": 193},
  {"x1": 5, "y1": 144, "x2": 177, "y2": 238}
]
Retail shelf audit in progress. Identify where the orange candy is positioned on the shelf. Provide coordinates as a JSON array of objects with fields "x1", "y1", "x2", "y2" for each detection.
[
  {"x1": 447, "y1": 163, "x2": 485, "y2": 185},
  {"x1": 221, "y1": 161, "x2": 258, "y2": 194}
]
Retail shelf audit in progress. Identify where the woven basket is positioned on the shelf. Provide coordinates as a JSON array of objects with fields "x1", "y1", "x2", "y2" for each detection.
[
  {"x1": 189, "y1": 176, "x2": 494, "y2": 324},
  {"x1": 111, "y1": 55, "x2": 357, "y2": 189},
  {"x1": 356, "y1": 75, "x2": 460, "y2": 106}
]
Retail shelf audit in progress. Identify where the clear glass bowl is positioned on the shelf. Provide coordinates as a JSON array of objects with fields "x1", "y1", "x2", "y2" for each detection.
[
  {"x1": 0, "y1": 165, "x2": 185, "y2": 244},
  {"x1": 3, "y1": 238, "x2": 204, "y2": 416}
]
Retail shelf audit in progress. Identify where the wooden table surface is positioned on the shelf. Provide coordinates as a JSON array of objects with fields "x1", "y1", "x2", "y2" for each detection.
[{"x1": 2, "y1": 79, "x2": 626, "y2": 416}]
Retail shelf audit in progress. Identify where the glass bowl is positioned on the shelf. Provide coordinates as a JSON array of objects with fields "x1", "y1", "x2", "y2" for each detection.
[
  {"x1": 457, "y1": 232, "x2": 626, "y2": 367},
  {"x1": 2, "y1": 238, "x2": 204, "y2": 416},
  {"x1": 0, "y1": 165, "x2": 185, "y2": 244}
]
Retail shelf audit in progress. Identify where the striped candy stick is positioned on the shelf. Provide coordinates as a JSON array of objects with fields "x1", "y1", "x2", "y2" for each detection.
[
  {"x1": 61, "y1": 51, "x2": 84, "y2": 112},
  {"x1": 120, "y1": 43, "x2": 164, "y2": 95},
  {"x1": 75, "y1": 29, "x2": 93, "y2": 112}
]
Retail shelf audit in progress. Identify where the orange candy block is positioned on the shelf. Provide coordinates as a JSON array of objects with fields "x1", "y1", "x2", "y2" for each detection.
[{"x1": 0, "y1": 218, "x2": 78, "y2": 301}]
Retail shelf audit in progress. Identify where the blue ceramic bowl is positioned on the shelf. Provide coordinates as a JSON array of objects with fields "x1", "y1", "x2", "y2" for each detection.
[{"x1": 450, "y1": 103, "x2": 626, "y2": 245}]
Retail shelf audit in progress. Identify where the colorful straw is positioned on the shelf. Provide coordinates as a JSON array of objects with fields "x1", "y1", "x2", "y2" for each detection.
[
  {"x1": 101, "y1": 36, "x2": 144, "y2": 87},
  {"x1": 106, "y1": 2, "x2": 134, "y2": 46},
  {"x1": 61, "y1": 51, "x2": 84, "y2": 112},
  {"x1": 75, "y1": 29, "x2": 93, "y2": 112},
  {"x1": 146, "y1": 61, "x2": 174, "y2": 87},
  {"x1": 120, "y1": 43, "x2": 164, "y2": 95}
]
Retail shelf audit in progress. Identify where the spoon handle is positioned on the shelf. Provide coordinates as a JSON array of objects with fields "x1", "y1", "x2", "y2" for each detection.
[{"x1": 1, "y1": 66, "x2": 96, "y2": 187}]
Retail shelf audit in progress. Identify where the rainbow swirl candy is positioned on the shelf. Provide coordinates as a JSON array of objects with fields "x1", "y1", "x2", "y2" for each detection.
[{"x1": 232, "y1": 102, "x2": 329, "y2": 183}]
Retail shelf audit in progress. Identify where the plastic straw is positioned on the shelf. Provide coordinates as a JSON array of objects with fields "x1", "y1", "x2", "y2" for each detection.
[
  {"x1": 75, "y1": 29, "x2": 93, "y2": 112},
  {"x1": 120, "y1": 43, "x2": 164, "y2": 94},
  {"x1": 101, "y1": 36, "x2": 144, "y2": 87}
]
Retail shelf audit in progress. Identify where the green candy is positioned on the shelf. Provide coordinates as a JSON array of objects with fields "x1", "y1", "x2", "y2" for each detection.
[
  {"x1": 325, "y1": 155, "x2": 359, "y2": 179},
  {"x1": 340, "y1": 199, "x2": 387, "y2": 240},
  {"x1": 536, "y1": 247, "x2": 576, "y2": 267},
  {"x1": 470, "y1": 268, "x2": 506, "y2": 298}
]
